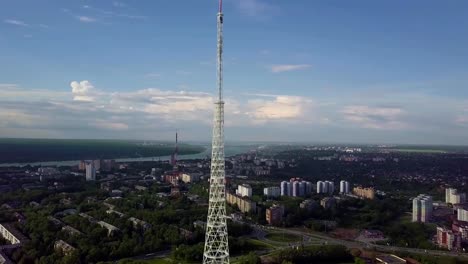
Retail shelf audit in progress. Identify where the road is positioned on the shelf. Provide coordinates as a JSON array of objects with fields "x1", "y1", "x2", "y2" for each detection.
[
  {"x1": 114, "y1": 223, "x2": 468, "y2": 263},
  {"x1": 114, "y1": 249, "x2": 171, "y2": 263},
  {"x1": 250, "y1": 224, "x2": 468, "y2": 259}
]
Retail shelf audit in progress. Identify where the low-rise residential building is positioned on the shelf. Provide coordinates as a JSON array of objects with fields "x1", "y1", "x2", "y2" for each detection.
[
  {"x1": 78, "y1": 213, "x2": 96, "y2": 222},
  {"x1": 300, "y1": 199, "x2": 318, "y2": 211},
  {"x1": 446, "y1": 188, "x2": 466, "y2": 205},
  {"x1": 226, "y1": 192, "x2": 256, "y2": 213},
  {"x1": 47, "y1": 216, "x2": 63, "y2": 227},
  {"x1": 97, "y1": 221, "x2": 120, "y2": 236},
  {"x1": 236, "y1": 184, "x2": 252, "y2": 198},
  {"x1": 254, "y1": 167, "x2": 270, "y2": 176},
  {"x1": 320, "y1": 197, "x2": 336, "y2": 209},
  {"x1": 181, "y1": 173, "x2": 201, "y2": 183},
  {"x1": 62, "y1": 226, "x2": 83, "y2": 236},
  {"x1": 0, "y1": 223, "x2": 28, "y2": 245},
  {"x1": 353, "y1": 186, "x2": 375, "y2": 200},
  {"x1": 135, "y1": 185, "x2": 148, "y2": 191},
  {"x1": 193, "y1": 220, "x2": 207, "y2": 230},
  {"x1": 128, "y1": 217, "x2": 151, "y2": 231},
  {"x1": 266, "y1": 205, "x2": 284, "y2": 226},
  {"x1": 437, "y1": 227, "x2": 461, "y2": 251},
  {"x1": 452, "y1": 222, "x2": 468, "y2": 241},
  {"x1": 0, "y1": 250, "x2": 14, "y2": 264},
  {"x1": 457, "y1": 208, "x2": 468, "y2": 222},
  {"x1": 263, "y1": 186, "x2": 280, "y2": 198},
  {"x1": 106, "y1": 209, "x2": 125, "y2": 218},
  {"x1": 54, "y1": 240, "x2": 76, "y2": 256},
  {"x1": 178, "y1": 228, "x2": 193, "y2": 240}
]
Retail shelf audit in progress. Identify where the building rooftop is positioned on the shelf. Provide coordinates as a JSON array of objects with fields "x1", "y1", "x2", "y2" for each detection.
[{"x1": 0, "y1": 223, "x2": 29, "y2": 244}]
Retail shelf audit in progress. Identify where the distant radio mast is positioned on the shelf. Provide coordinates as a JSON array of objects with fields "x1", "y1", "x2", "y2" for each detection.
[
  {"x1": 203, "y1": 0, "x2": 229, "y2": 263},
  {"x1": 171, "y1": 131, "x2": 178, "y2": 169}
]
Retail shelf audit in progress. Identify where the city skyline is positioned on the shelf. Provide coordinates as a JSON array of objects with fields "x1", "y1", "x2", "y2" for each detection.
[{"x1": 1, "y1": 0, "x2": 468, "y2": 144}]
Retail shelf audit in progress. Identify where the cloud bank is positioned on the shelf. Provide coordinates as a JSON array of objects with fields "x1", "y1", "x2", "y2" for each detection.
[{"x1": 1, "y1": 81, "x2": 468, "y2": 144}]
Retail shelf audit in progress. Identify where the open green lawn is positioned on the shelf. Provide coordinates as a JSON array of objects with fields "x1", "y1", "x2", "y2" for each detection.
[
  {"x1": 265, "y1": 232, "x2": 302, "y2": 243},
  {"x1": 397, "y1": 214, "x2": 412, "y2": 224},
  {"x1": 145, "y1": 259, "x2": 174, "y2": 264},
  {"x1": 245, "y1": 238, "x2": 276, "y2": 249}
]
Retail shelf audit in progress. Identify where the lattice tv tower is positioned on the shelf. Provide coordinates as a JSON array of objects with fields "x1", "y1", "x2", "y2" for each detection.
[{"x1": 203, "y1": 0, "x2": 229, "y2": 263}]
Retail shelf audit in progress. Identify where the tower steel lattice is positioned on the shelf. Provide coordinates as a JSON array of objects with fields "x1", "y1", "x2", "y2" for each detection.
[{"x1": 203, "y1": 0, "x2": 229, "y2": 263}]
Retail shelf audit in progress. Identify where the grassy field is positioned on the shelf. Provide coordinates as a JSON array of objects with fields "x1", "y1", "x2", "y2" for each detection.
[
  {"x1": 265, "y1": 232, "x2": 302, "y2": 243},
  {"x1": 145, "y1": 259, "x2": 174, "y2": 264},
  {"x1": 0, "y1": 138, "x2": 205, "y2": 163},
  {"x1": 245, "y1": 238, "x2": 276, "y2": 249},
  {"x1": 396, "y1": 214, "x2": 412, "y2": 224}
]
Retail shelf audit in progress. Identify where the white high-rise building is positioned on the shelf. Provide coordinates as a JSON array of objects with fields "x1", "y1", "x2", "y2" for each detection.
[
  {"x1": 318, "y1": 181, "x2": 334, "y2": 194},
  {"x1": 323, "y1": 181, "x2": 329, "y2": 193},
  {"x1": 412, "y1": 194, "x2": 433, "y2": 223},
  {"x1": 340, "y1": 180, "x2": 351, "y2": 194},
  {"x1": 281, "y1": 181, "x2": 289, "y2": 196},
  {"x1": 458, "y1": 208, "x2": 468, "y2": 222},
  {"x1": 85, "y1": 162, "x2": 96, "y2": 181},
  {"x1": 299, "y1": 182, "x2": 306, "y2": 197},
  {"x1": 281, "y1": 179, "x2": 310, "y2": 197},
  {"x1": 292, "y1": 181, "x2": 300, "y2": 197},
  {"x1": 236, "y1": 184, "x2": 252, "y2": 198},
  {"x1": 326, "y1": 181, "x2": 334, "y2": 194},
  {"x1": 305, "y1": 181, "x2": 313, "y2": 195},
  {"x1": 446, "y1": 188, "x2": 466, "y2": 204},
  {"x1": 317, "y1": 181, "x2": 324, "y2": 194},
  {"x1": 420, "y1": 197, "x2": 432, "y2": 222},
  {"x1": 264, "y1": 187, "x2": 280, "y2": 198}
]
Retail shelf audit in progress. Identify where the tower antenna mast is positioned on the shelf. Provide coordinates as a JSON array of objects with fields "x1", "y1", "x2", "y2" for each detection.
[{"x1": 203, "y1": 0, "x2": 230, "y2": 263}]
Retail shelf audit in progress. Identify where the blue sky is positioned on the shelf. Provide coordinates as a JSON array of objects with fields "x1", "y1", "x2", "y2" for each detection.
[{"x1": 1, "y1": 0, "x2": 468, "y2": 144}]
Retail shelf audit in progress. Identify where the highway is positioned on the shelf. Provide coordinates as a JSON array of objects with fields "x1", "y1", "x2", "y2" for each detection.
[{"x1": 250, "y1": 224, "x2": 468, "y2": 259}]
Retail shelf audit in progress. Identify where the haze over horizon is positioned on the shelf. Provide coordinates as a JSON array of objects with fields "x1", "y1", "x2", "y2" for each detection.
[{"x1": 1, "y1": 0, "x2": 468, "y2": 145}]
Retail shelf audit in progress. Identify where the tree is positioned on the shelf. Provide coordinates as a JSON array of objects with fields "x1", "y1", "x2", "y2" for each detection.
[{"x1": 238, "y1": 252, "x2": 261, "y2": 264}]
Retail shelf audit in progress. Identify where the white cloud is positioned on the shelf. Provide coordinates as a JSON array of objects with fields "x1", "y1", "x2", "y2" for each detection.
[
  {"x1": 271, "y1": 64, "x2": 311, "y2": 73},
  {"x1": 455, "y1": 116, "x2": 468, "y2": 126},
  {"x1": 0, "y1": 108, "x2": 49, "y2": 128},
  {"x1": 246, "y1": 95, "x2": 314, "y2": 124},
  {"x1": 76, "y1": 16, "x2": 96, "y2": 23},
  {"x1": 342, "y1": 105, "x2": 407, "y2": 130},
  {"x1": 92, "y1": 120, "x2": 129, "y2": 130},
  {"x1": 0, "y1": 83, "x2": 18, "y2": 88},
  {"x1": 4, "y1": 19, "x2": 29, "y2": 27},
  {"x1": 70, "y1": 80, "x2": 96, "y2": 101},
  {"x1": 3, "y1": 80, "x2": 468, "y2": 144},
  {"x1": 80, "y1": 5, "x2": 147, "y2": 20}
]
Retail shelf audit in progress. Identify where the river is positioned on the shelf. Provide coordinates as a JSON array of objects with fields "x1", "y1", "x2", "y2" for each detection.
[{"x1": 0, "y1": 145, "x2": 257, "y2": 167}]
